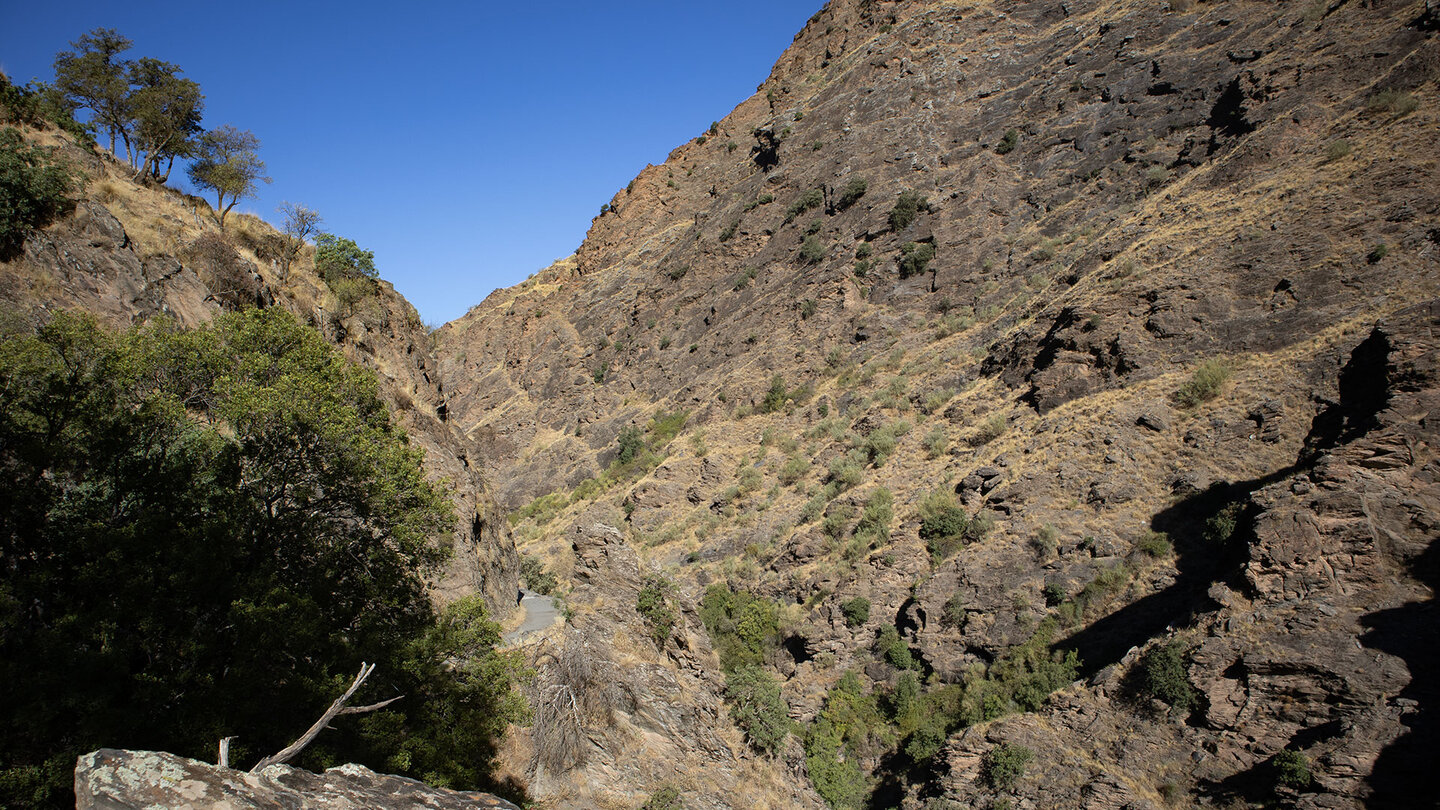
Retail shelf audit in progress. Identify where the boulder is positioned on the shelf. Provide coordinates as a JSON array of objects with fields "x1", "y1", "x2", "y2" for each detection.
[{"x1": 74, "y1": 749, "x2": 518, "y2": 809}]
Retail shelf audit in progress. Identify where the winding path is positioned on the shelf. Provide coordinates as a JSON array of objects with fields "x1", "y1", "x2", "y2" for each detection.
[{"x1": 503, "y1": 588, "x2": 559, "y2": 644}]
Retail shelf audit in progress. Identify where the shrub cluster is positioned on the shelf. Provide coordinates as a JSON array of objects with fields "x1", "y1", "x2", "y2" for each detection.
[
  {"x1": 0, "y1": 127, "x2": 82, "y2": 260},
  {"x1": 888, "y1": 190, "x2": 929, "y2": 231},
  {"x1": 835, "y1": 177, "x2": 868, "y2": 210},
  {"x1": 981, "y1": 742, "x2": 1033, "y2": 790},
  {"x1": 636, "y1": 577, "x2": 677, "y2": 648},
  {"x1": 1172, "y1": 358, "x2": 1231, "y2": 407},
  {"x1": 898, "y1": 241, "x2": 936, "y2": 278},
  {"x1": 917, "y1": 490, "x2": 995, "y2": 563},
  {"x1": 785, "y1": 187, "x2": 824, "y2": 223}
]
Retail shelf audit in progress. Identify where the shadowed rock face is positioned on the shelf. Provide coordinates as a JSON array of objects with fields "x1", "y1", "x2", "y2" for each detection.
[{"x1": 74, "y1": 749, "x2": 520, "y2": 809}]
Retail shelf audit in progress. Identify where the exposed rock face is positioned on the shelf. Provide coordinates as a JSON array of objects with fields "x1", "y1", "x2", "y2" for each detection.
[
  {"x1": 438, "y1": 0, "x2": 1440, "y2": 510},
  {"x1": 928, "y1": 302, "x2": 1440, "y2": 809},
  {"x1": 74, "y1": 749, "x2": 519, "y2": 809},
  {"x1": 430, "y1": 0, "x2": 1438, "y2": 807}
]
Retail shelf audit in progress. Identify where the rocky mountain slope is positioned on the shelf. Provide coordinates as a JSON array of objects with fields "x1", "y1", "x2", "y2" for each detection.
[
  {"x1": 435, "y1": 0, "x2": 1440, "y2": 807},
  {"x1": 0, "y1": 128, "x2": 519, "y2": 611}
]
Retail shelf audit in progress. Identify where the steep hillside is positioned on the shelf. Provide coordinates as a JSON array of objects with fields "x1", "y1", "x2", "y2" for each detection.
[
  {"x1": 0, "y1": 125, "x2": 519, "y2": 611},
  {"x1": 438, "y1": 0, "x2": 1440, "y2": 807}
]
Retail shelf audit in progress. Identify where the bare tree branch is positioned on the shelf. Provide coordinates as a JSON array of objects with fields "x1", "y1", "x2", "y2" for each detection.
[{"x1": 250, "y1": 663, "x2": 402, "y2": 771}]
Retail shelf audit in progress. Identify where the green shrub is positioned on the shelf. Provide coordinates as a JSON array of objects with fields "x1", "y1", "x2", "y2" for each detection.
[
  {"x1": 0, "y1": 309, "x2": 524, "y2": 805},
  {"x1": 1135, "y1": 530, "x2": 1172, "y2": 557},
  {"x1": 918, "y1": 490, "x2": 994, "y2": 563},
  {"x1": 805, "y1": 218, "x2": 823, "y2": 235},
  {"x1": 0, "y1": 127, "x2": 81, "y2": 260},
  {"x1": 510, "y1": 491, "x2": 569, "y2": 526},
  {"x1": 315, "y1": 232, "x2": 378, "y2": 282},
  {"x1": 822, "y1": 504, "x2": 855, "y2": 540},
  {"x1": 0, "y1": 76, "x2": 89, "y2": 140},
  {"x1": 923, "y1": 426, "x2": 949, "y2": 458},
  {"x1": 800, "y1": 236, "x2": 826, "y2": 265},
  {"x1": 785, "y1": 188, "x2": 824, "y2": 223},
  {"x1": 699, "y1": 584, "x2": 782, "y2": 672},
  {"x1": 800, "y1": 298, "x2": 819, "y2": 319},
  {"x1": 1172, "y1": 358, "x2": 1231, "y2": 408},
  {"x1": 1323, "y1": 140, "x2": 1351, "y2": 161},
  {"x1": 1136, "y1": 641, "x2": 1197, "y2": 716},
  {"x1": 828, "y1": 451, "x2": 867, "y2": 490},
  {"x1": 804, "y1": 672, "x2": 881, "y2": 809},
  {"x1": 897, "y1": 241, "x2": 936, "y2": 278},
  {"x1": 835, "y1": 177, "x2": 868, "y2": 210},
  {"x1": 888, "y1": 190, "x2": 928, "y2": 231},
  {"x1": 1272, "y1": 750, "x2": 1312, "y2": 790},
  {"x1": 639, "y1": 786, "x2": 685, "y2": 810},
  {"x1": 1367, "y1": 243, "x2": 1389, "y2": 264},
  {"x1": 940, "y1": 592, "x2": 966, "y2": 629},
  {"x1": 778, "y1": 454, "x2": 810, "y2": 486},
  {"x1": 972, "y1": 414, "x2": 1007, "y2": 445},
  {"x1": 853, "y1": 488, "x2": 893, "y2": 546},
  {"x1": 981, "y1": 743, "x2": 1032, "y2": 790},
  {"x1": 840, "y1": 597, "x2": 871, "y2": 627},
  {"x1": 875, "y1": 626, "x2": 919, "y2": 670},
  {"x1": 1043, "y1": 583, "x2": 1067, "y2": 607},
  {"x1": 1204, "y1": 501, "x2": 1244, "y2": 546},
  {"x1": 616, "y1": 425, "x2": 645, "y2": 464},
  {"x1": 762, "y1": 375, "x2": 788, "y2": 412},
  {"x1": 719, "y1": 218, "x2": 740, "y2": 242},
  {"x1": 637, "y1": 577, "x2": 677, "y2": 647},
  {"x1": 725, "y1": 665, "x2": 792, "y2": 755},
  {"x1": 666, "y1": 264, "x2": 689, "y2": 281},
  {"x1": 519, "y1": 554, "x2": 558, "y2": 595},
  {"x1": 1367, "y1": 88, "x2": 1419, "y2": 118},
  {"x1": 994, "y1": 128, "x2": 1020, "y2": 155}
]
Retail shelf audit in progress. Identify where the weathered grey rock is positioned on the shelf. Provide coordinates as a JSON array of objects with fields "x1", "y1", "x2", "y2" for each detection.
[{"x1": 74, "y1": 749, "x2": 518, "y2": 809}]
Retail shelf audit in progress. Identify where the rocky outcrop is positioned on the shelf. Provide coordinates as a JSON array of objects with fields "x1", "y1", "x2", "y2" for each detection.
[
  {"x1": 74, "y1": 749, "x2": 519, "y2": 809},
  {"x1": 925, "y1": 301, "x2": 1440, "y2": 809}
]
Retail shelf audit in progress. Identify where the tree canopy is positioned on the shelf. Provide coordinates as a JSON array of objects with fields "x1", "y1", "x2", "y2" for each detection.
[
  {"x1": 187, "y1": 124, "x2": 269, "y2": 228},
  {"x1": 0, "y1": 308, "x2": 526, "y2": 808}
]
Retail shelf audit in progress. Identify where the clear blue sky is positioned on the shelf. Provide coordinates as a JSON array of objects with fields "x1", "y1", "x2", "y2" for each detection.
[{"x1": 0, "y1": 1, "x2": 822, "y2": 324}]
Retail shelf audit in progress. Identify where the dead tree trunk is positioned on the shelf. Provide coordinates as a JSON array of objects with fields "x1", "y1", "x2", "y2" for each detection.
[{"x1": 248, "y1": 663, "x2": 402, "y2": 772}]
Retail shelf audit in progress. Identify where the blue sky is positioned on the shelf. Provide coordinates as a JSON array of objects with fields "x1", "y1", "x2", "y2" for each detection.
[{"x1": 0, "y1": 1, "x2": 823, "y2": 324}]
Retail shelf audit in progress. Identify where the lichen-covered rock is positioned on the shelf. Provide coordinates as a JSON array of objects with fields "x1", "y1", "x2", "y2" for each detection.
[{"x1": 74, "y1": 749, "x2": 519, "y2": 809}]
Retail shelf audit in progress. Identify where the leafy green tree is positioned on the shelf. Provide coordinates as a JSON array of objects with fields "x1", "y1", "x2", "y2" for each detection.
[
  {"x1": 52, "y1": 28, "x2": 132, "y2": 157},
  {"x1": 0, "y1": 308, "x2": 525, "y2": 808},
  {"x1": 724, "y1": 666, "x2": 791, "y2": 755},
  {"x1": 126, "y1": 57, "x2": 203, "y2": 182},
  {"x1": 804, "y1": 672, "x2": 880, "y2": 809},
  {"x1": 0, "y1": 127, "x2": 82, "y2": 260},
  {"x1": 187, "y1": 124, "x2": 269, "y2": 228}
]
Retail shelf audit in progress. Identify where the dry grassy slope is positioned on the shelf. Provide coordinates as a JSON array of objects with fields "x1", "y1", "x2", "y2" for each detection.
[
  {"x1": 0, "y1": 128, "x2": 519, "y2": 612},
  {"x1": 436, "y1": 0, "x2": 1440, "y2": 807}
]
